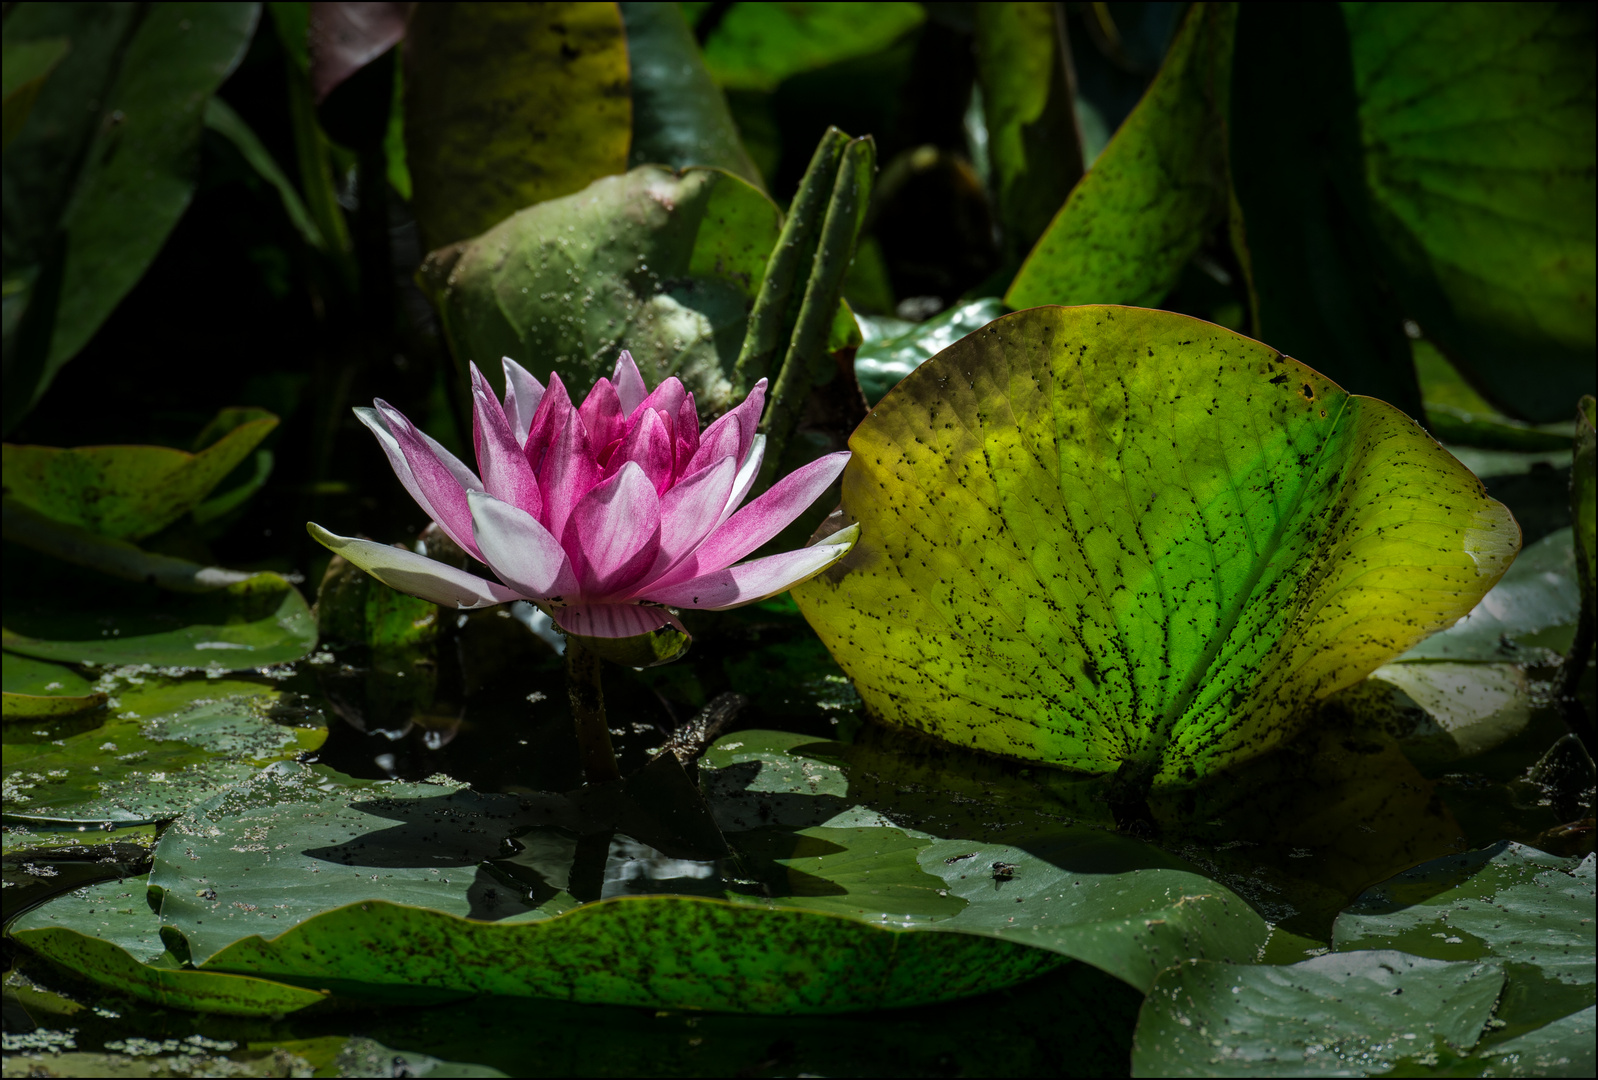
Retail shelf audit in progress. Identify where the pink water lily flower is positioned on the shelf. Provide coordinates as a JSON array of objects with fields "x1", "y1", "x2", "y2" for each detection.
[{"x1": 309, "y1": 352, "x2": 856, "y2": 639}]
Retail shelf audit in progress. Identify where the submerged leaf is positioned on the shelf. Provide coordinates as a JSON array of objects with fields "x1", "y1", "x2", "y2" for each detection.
[{"x1": 794, "y1": 306, "x2": 1517, "y2": 784}]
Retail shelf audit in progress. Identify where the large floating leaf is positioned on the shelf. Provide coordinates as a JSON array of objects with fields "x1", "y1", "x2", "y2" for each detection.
[
  {"x1": 1334, "y1": 842, "x2": 1596, "y2": 1039},
  {"x1": 2, "y1": 569, "x2": 316, "y2": 670},
  {"x1": 2, "y1": 410, "x2": 277, "y2": 541},
  {"x1": 15, "y1": 727, "x2": 1268, "y2": 1013},
  {"x1": 0, "y1": 2, "x2": 259, "y2": 415},
  {"x1": 1004, "y1": 5, "x2": 1235, "y2": 311},
  {"x1": 1, "y1": 671, "x2": 323, "y2": 825},
  {"x1": 422, "y1": 165, "x2": 782, "y2": 415},
  {"x1": 1397, "y1": 528, "x2": 1579, "y2": 664},
  {"x1": 1345, "y1": 3, "x2": 1596, "y2": 423},
  {"x1": 404, "y1": 1, "x2": 631, "y2": 250},
  {"x1": 6, "y1": 874, "x2": 327, "y2": 1017},
  {"x1": 1131, "y1": 950, "x2": 1505, "y2": 1077},
  {"x1": 794, "y1": 306, "x2": 1518, "y2": 784},
  {"x1": 619, "y1": 2, "x2": 763, "y2": 189},
  {"x1": 697, "y1": 2, "x2": 925, "y2": 93}
]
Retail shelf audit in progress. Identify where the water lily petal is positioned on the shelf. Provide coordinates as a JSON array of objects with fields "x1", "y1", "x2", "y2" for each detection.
[
  {"x1": 501, "y1": 357, "x2": 545, "y2": 442},
  {"x1": 308, "y1": 523, "x2": 520, "y2": 607},
  {"x1": 551, "y1": 602, "x2": 683, "y2": 639},
  {"x1": 648, "y1": 456, "x2": 737, "y2": 580},
  {"x1": 632, "y1": 376, "x2": 685, "y2": 435},
  {"x1": 538, "y1": 393, "x2": 601, "y2": 543},
  {"x1": 471, "y1": 364, "x2": 542, "y2": 518},
  {"x1": 719, "y1": 433, "x2": 765, "y2": 526},
  {"x1": 605, "y1": 406, "x2": 674, "y2": 494},
  {"x1": 369, "y1": 400, "x2": 483, "y2": 559},
  {"x1": 659, "y1": 450, "x2": 849, "y2": 584},
  {"x1": 674, "y1": 393, "x2": 700, "y2": 480},
  {"x1": 578, "y1": 377, "x2": 626, "y2": 459},
  {"x1": 688, "y1": 378, "x2": 766, "y2": 475},
  {"x1": 644, "y1": 523, "x2": 859, "y2": 610},
  {"x1": 564, "y1": 460, "x2": 662, "y2": 595},
  {"x1": 467, "y1": 490, "x2": 578, "y2": 601},
  {"x1": 523, "y1": 372, "x2": 573, "y2": 477},
  {"x1": 612, "y1": 350, "x2": 647, "y2": 416}
]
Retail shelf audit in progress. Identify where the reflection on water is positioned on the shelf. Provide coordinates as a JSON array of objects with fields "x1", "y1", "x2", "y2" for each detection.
[
  {"x1": 488, "y1": 826, "x2": 724, "y2": 905},
  {"x1": 602, "y1": 835, "x2": 722, "y2": 900}
]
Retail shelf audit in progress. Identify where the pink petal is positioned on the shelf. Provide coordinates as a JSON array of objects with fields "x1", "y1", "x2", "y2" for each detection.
[
  {"x1": 604, "y1": 407, "x2": 674, "y2": 494},
  {"x1": 308, "y1": 523, "x2": 520, "y2": 608},
  {"x1": 657, "y1": 450, "x2": 849, "y2": 586},
  {"x1": 551, "y1": 602, "x2": 684, "y2": 639},
  {"x1": 642, "y1": 525, "x2": 857, "y2": 610},
  {"x1": 467, "y1": 491, "x2": 578, "y2": 601},
  {"x1": 612, "y1": 350, "x2": 648, "y2": 416},
  {"x1": 674, "y1": 393, "x2": 700, "y2": 480},
  {"x1": 501, "y1": 357, "x2": 545, "y2": 443},
  {"x1": 369, "y1": 400, "x2": 483, "y2": 560},
  {"x1": 688, "y1": 378, "x2": 765, "y2": 475},
  {"x1": 635, "y1": 456, "x2": 736, "y2": 587},
  {"x1": 718, "y1": 433, "x2": 765, "y2": 527},
  {"x1": 523, "y1": 372, "x2": 573, "y2": 477},
  {"x1": 578, "y1": 377, "x2": 626, "y2": 459},
  {"x1": 631, "y1": 376, "x2": 685, "y2": 435},
  {"x1": 563, "y1": 460, "x2": 662, "y2": 596},
  {"x1": 538, "y1": 401, "x2": 602, "y2": 545},
  {"x1": 471, "y1": 364, "x2": 542, "y2": 518}
]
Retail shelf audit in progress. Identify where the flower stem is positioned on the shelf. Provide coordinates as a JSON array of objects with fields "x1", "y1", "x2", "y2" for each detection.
[{"x1": 564, "y1": 638, "x2": 621, "y2": 783}]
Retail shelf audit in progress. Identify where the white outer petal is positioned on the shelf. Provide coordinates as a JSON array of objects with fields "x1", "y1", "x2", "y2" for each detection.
[{"x1": 307, "y1": 523, "x2": 521, "y2": 608}]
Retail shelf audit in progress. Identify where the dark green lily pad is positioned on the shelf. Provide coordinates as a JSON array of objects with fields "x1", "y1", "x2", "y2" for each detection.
[
  {"x1": 15, "y1": 727, "x2": 1269, "y2": 1013},
  {"x1": 2, "y1": 672, "x2": 324, "y2": 825},
  {"x1": 1334, "y1": 842, "x2": 1596, "y2": 1039},
  {"x1": 2, "y1": 570, "x2": 316, "y2": 670},
  {"x1": 1397, "y1": 529, "x2": 1579, "y2": 664},
  {"x1": 1131, "y1": 950, "x2": 1505, "y2": 1077}
]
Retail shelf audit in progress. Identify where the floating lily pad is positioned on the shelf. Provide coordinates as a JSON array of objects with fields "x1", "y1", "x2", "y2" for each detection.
[
  {"x1": 1332, "y1": 662, "x2": 1537, "y2": 772},
  {"x1": 1130, "y1": 950, "x2": 1505, "y2": 1077},
  {"x1": 1334, "y1": 842, "x2": 1596, "y2": 1039},
  {"x1": 2, "y1": 570, "x2": 316, "y2": 670},
  {"x1": 794, "y1": 305, "x2": 1517, "y2": 784},
  {"x1": 14, "y1": 727, "x2": 1268, "y2": 1013},
  {"x1": 2, "y1": 652, "x2": 103, "y2": 721},
  {"x1": 2, "y1": 672, "x2": 323, "y2": 825},
  {"x1": 5, "y1": 876, "x2": 326, "y2": 1017},
  {"x1": 1397, "y1": 529, "x2": 1579, "y2": 664}
]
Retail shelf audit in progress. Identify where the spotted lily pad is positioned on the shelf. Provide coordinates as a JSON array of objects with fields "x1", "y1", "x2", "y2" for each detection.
[
  {"x1": 13, "y1": 728, "x2": 1267, "y2": 1013},
  {"x1": 793, "y1": 305, "x2": 1518, "y2": 785},
  {"x1": 1131, "y1": 950, "x2": 1505, "y2": 1077},
  {"x1": 1396, "y1": 528, "x2": 1580, "y2": 664},
  {"x1": 2, "y1": 670, "x2": 324, "y2": 825},
  {"x1": 1333, "y1": 842, "x2": 1596, "y2": 1040}
]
